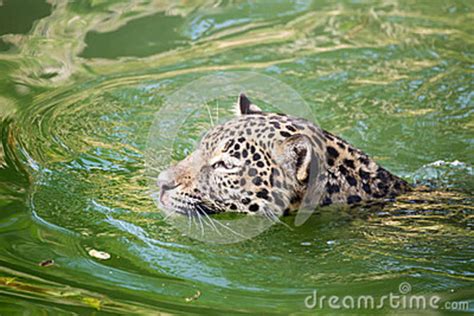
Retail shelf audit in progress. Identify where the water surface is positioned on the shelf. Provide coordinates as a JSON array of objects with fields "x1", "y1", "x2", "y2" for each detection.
[{"x1": 0, "y1": 0, "x2": 473, "y2": 314}]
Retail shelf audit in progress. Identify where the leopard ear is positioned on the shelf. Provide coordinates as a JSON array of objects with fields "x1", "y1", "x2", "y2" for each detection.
[
  {"x1": 277, "y1": 134, "x2": 314, "y2": 183},
  {"x1": 235, "y1": 93, "x2": 262, "y2": 116}
]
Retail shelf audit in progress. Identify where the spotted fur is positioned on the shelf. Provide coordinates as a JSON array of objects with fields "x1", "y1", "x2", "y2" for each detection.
[{"x1": 157, "y1": 94, "x2": 410, "y2": 217}]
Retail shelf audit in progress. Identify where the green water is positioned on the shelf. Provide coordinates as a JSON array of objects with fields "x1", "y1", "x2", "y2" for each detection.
[{"x1": 0, "y1": 0, "x2": 473, "y2": 314}]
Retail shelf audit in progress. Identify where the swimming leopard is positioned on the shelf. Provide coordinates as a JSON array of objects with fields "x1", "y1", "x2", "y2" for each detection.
[{"x1": 157, "y1": 94, "x2": 410, "y2": 217}]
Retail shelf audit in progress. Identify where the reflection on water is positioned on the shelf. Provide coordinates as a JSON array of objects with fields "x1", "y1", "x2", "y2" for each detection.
[
  {"x1": 0, "y1": 0, "x2": 473, "y2": 314},
  {"x1": 0, "y1": 0, "x2": 51, "y2": 51},
  {"x1": 81, "y1": 12, "x2": 188, "y2": 59}
]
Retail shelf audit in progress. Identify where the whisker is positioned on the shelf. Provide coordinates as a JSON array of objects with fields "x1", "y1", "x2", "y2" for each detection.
[
  {"x1": 265, "y1": 208, "x2": 293, "y2": 231},
  {"x1": 187, "y1": 210, "x2": 193, "y2": 233},
  {"x1": 263, "y1": 211, "x2": 279, "y2": 225},
  {"x1": 196, "y1": 204, "x2": 246, "y2": 238},
  {"x1": 196, "y1": 205, "x2": 222, "y2": 236},
  {"x1": 162, "y1": 209, "x2": 177, "y2": 221},
  {"x1": 203, "y1": 99, "x2": 215, "y2": 127},
  {"x1": 258, "y1": 206, "x2": 292, "y2": 230},
  {"x1": 204, "y1": 214, "x2": 247, "y2": 239},
  {"x1": 195, "y1": 212, "x2": 205, "y2": 237}
]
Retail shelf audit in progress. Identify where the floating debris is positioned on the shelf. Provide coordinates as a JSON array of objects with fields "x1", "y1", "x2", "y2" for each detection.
[
  {"x1": 88, "y1": 249, "x2": 111, "y2": 260},
  {"x1": 39, "y1": 259, "x2": 55, "y2": 267},
  {"x1": 0, "y1": 277, "x2": 16, "y2": 285},
  {"x1": 82, "y1": 297, "x2": 102, "y2": 310},
  {"x1": 185, "y1": 290, "x2": 201, "y2": 303}
]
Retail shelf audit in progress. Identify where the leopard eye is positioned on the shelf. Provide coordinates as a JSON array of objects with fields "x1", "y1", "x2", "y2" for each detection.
[
  {"x1": 212, "y1": 161, "x2": 233, "y2": 170},
  {"x1": 212, "y1": 160, "x2": 235, "y2": 170}
]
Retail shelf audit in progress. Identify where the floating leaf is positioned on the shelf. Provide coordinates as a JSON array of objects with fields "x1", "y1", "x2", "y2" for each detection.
[
  {"x1": 39, "y1": 259, "x2": 55, "y2": 267},
  {"x1": 185, "y1": 290, "x2": 201, "y2": 303},
  {"x1": 88, "y1": 249, "x2": 111, "y2": 260},
  {"x1": 0, "y1": 277, "x2": 16, "y2": 285},
  {"x1": 82, "y1": 297, "x2": 102, "y2": 310}
]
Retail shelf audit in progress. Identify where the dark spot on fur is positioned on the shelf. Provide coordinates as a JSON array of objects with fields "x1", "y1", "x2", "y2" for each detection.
[
  {"x1": 362, "y1": 183, "x2": 372, "y2": 194},
  {"x1": 327, "y1": 184, "x2": 340, "y2": 194},
  {"x1": 321, "y1": 197, "x2": 332, "y2": 206},
  {"x1": 248, "y1": 168, "x2": 257, "y2": 176},
  {"x1": 346, "y1": 175, "x2": 357, "y2": 186},
  {"x1": 339, "y1": 165, "x2": 348, "y2": 175},
  {"x1": 257, "y1": 161, "x2": 265, "y2": 168},
  {"x1": 377, "y1": 168, "x2": 389, "y2": 182},
  {"x1": 324, "y1": 131, "x2": 334, "y2": 141},
  {"x1": 377, "y1": 182, "x2": 388, "y2": 193},
  {"x1": 242, "y1": 198, "x2": 251, "y2": 205},
  {"x1": 394, "y1": 182, "x2": 401, "y2": 190},
  {"x1": 290, "y1": 195, "x2": 301, "y2": 204},
  {"x1": 327, "y1": 146, "x2": 339, "y2": 158},
  {"x1": 249, "y1": 204, "x2": 259, "y2": 212},
  {"x1": 359, "y1": 169, "x2": 370, "y2": 180},
  {"x1": 253, "y1": 153, "x2": 261, "y2": 161},
  {"x1": 253, "y1": 177, "x2": 263, "y2": 186},
  {"x1": 257, "y1": 189, "x2": 270, "y2": 200},
  {"x1": 343, "y1": 159, "x2": 355, "y2": 169},
  {"x1": 359, "y1": 156, "x2": 370, "y2": 165},
  {"x1": 270, "y1": 121, "x2": 281, "y2": 129},
  {"x1": 223, "y1": 139, "x2": 234, "y2": 152},
  {"x1": 347, "y1": 195, "x2": 362, "y2": 204},
  {"x1": 280, "y1": 131, "x2": 291, "y2": 138},
  {"x1": 287, "y1": 125, "x2": 296, "y2": 132},
  {"x1": 373, "y1": 192, "x2": 385, "y2": 198}
]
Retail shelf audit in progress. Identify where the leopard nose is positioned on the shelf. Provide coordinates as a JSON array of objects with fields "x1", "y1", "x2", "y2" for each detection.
[
  {"x1": 157, "y1": 170, "x2": 178, "y2": 192},
  {"x1": 159, "y1": 181, "x2": 178, "y2": 192}
]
